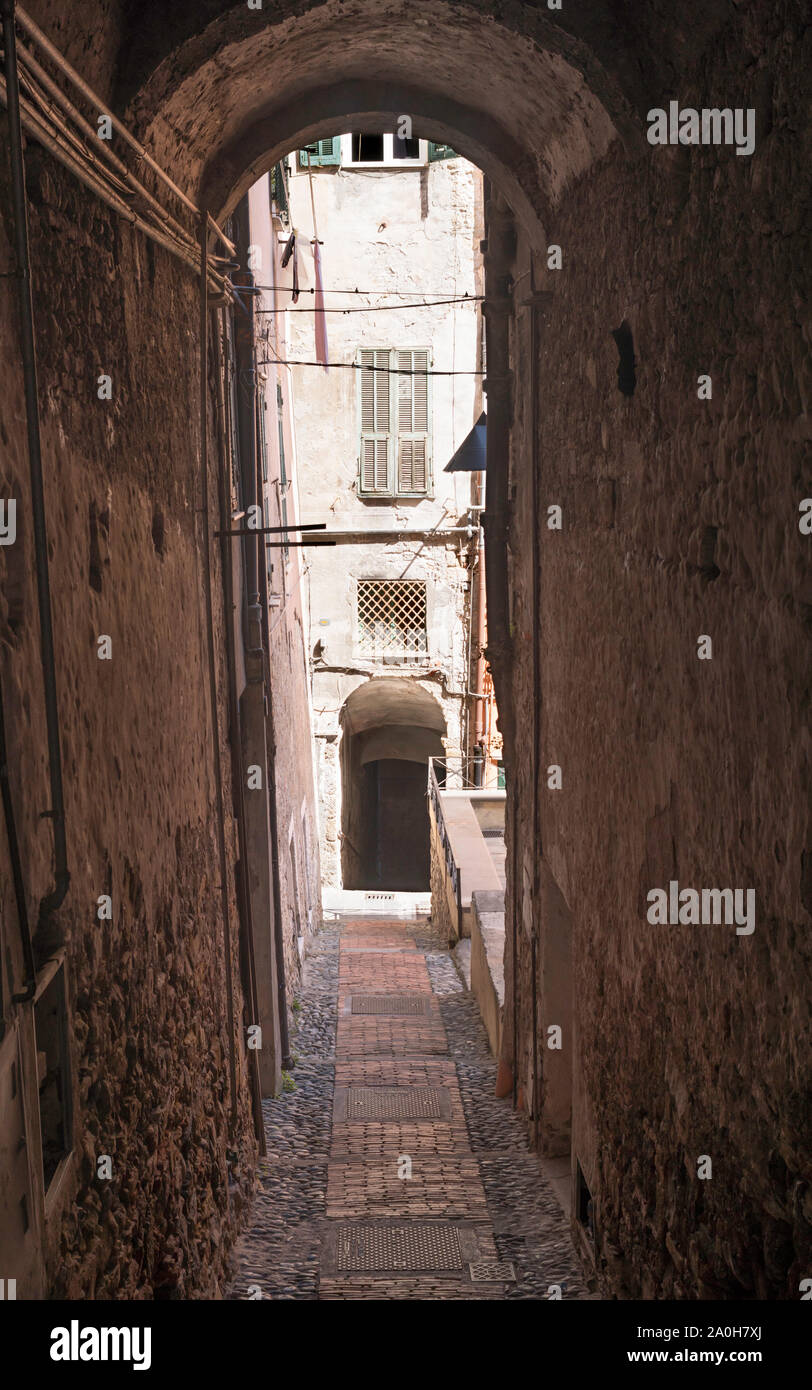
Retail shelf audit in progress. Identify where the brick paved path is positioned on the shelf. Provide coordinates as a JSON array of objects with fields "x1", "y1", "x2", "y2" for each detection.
[{"x1": 227, "y1": 915, "x2": 587, "y2": 1300}]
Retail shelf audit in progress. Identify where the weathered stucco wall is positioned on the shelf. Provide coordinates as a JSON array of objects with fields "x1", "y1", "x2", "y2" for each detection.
[
  {"x1": 248, "y1": 175, "x2": 323, "y2": 994},
  {"x1": 501, "y1": 1, "x2": 810, "y2": 1299},
  {"x1": 287, "y1": 154, "x2": 481, "y2": 884}
]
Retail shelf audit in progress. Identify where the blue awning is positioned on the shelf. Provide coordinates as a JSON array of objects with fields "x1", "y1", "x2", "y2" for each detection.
[{"x1": 443, "y1": 412, "x2": 486, "y2": 472}]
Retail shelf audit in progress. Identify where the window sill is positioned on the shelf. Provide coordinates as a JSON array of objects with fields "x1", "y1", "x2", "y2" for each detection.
[
  {"x1": 357, "y1": 494, "x2": 432, "y2": 503},
  {"x1": 341, "y1": 161, "x2": 426, "y2": 170}
]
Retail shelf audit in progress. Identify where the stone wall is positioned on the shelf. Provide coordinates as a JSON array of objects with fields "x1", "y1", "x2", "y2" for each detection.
[
  {"x1": 428, "y1": 800, "x2": 457, "y2": 945},
  {"x1": 501, "y1": 1, "x2": 810, "y2": 1299},
  {"x1": 1, "y1": 148, "x2": 269, "y2": 1295},
  {"x1": 1, "y1": 0, "x2": 807, "y2": 1304}
]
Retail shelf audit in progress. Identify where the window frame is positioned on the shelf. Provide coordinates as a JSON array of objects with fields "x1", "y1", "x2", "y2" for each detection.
[
  {"x1": 356, "y1": 346, "x2": 433, "y2": 500},
  {"x1": 299, "y1": 137, "x2": 458, "y2": 170},
  {"x1": 297, "y1": 138, "x2": 341, "y2": 168},
  {"x1": 340, "y1": 134, "x2": 428, "y2": 168}
]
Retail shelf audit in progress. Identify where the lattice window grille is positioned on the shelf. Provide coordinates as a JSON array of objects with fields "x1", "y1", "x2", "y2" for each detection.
[{"x1": 357, "y1": 580, "x2": 428, "y2": 663}]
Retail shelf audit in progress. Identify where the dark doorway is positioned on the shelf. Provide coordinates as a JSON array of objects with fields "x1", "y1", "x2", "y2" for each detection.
[
  {"x1": 338, "y1": 679, "x2": 446, "y2": 891},
  {"x1": 359, "y1": 758, "x2": 430, "y2": 889}
]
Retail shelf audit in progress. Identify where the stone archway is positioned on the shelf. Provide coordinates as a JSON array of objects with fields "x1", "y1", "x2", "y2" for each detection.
[
  {"x1": 111, "y1": 0, "x2": 650, "y2": 249},
  {"x1": 339, "y1": 679, "x2": 446, "y2": 891},
  {"x1": 1, "y1": 0, "x2": 805, "y2": 1303}
]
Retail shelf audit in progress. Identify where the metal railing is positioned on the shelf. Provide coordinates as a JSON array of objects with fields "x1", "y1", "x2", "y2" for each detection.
[
  {"x1": 427, "y1": 759, "x2": 462, "y2": 927},
  {"x1": 428, "y1": 758, "x2": 507, "y2": 935},
  {"x1": 429, "y1": 754, "x2": 503, "y2": 791}
]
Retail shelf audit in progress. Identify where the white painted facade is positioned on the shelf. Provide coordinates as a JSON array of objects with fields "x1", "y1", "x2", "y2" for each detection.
[{"x1": 285, "y1": 143, "x2": 483, "y2": 886}]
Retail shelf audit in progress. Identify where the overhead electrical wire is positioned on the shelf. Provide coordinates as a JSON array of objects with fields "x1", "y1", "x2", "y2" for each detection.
[
  {"x1": 255, "y1": 295, "x2": 482, "y2": 313},
  {"x1": 251, "y1": 284, "x2": 484, "y2": 299},
  {"x1": 258, "y1": 356, "x2": 484, "y2": 376}
]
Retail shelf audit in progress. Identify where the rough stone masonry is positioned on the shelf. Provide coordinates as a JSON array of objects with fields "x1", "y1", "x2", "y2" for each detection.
[{"x1": 0, "y1": 0, "x2": 808, "y2": 1301}]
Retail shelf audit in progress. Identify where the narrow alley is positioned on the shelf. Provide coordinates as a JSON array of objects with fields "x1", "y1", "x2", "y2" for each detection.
[
  {"x1": 0, "y1": 0, "x2": 808, "y2": 1356},
  {"x1": 228, "y1": 913, "x2": 585, "y2": 1300}
]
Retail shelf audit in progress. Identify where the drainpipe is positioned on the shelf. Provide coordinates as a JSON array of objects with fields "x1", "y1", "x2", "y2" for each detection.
[
  {"x1": 522, "y1": 270, "x2": 551, "y2": 1150},
  {"x1": 256, "y1": 411, "x2": 293, "y2": 1072},
  {"x1": 213, "y1": 304, "x2": 266, "y2": 1153},
  {"x1": 2, "y1": 0, "x2": 70, "y2": 999},
  {"x1": 481, "y1": 188, "x2": 516, "y2": 1100},
  {"x1": 474, "y1": 481, "x2": 487, "y2": 749},
  {"x1": 0, "y1": 678, "x2": 34, "y2": 1006},
  {"x1": 481, "y1": 194, "x2": 515, "y2": 750},
  {"x1": 233, "y1": 198, "x2": 259, "y2": 611}
]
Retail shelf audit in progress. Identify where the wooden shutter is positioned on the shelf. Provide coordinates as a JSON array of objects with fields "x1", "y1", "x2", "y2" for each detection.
[
  {"x1": 359, "y1": 349, "x2": 391, "y2": 494},
  {"x1": 396, "y1": 349, "x2": 430, "y2": 494},
  {"x1": 428, "y1": 142, "x2": 457, "y2": 161},
  {"x1": 299, "y1": 138, "x2": 341, "y2": 167}
]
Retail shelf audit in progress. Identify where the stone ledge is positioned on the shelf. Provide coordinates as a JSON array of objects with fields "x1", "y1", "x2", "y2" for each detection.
[
  {"x1": 430, "y1": 791, "x2": 505, "y2": 939},
  {"x1": 470, "y1": 889, "x2": 505, "y2": 1058}
]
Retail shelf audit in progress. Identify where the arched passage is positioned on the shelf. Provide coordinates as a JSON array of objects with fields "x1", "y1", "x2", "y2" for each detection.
[
  {"x1": 113, "y1": 0, "x2": 645, "y2": 245},
  {"x1": 0, "y1": 0, "x2": 804, "y2": 1306},
  {"x1": 339, "y1": 679, "x2": 446, "y2": 891}
]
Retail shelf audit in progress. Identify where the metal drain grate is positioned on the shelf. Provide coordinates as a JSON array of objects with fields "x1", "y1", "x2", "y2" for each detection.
[
  {"x1": 333, "y1": 1086, "x2": 453, "y2": 1121},
  {"x1": 351, "y1": 995, "x2": 425, "y2": 1015},
  {"x1": 336, "y1": 1223, "x2": 463, "y2": 1272},
  {"x1": 481, "y1": 827, "x2": 504, "y2": 839},
  {"x1": 469, "y1": 1259, "x2": 516, "y2": 1282},
  {"x1": 346, "y1": 1087, "x2": 446, "y2": 1119},
  {"x1": 364, "y1": 891, "x2": 395, "y2": 901}
]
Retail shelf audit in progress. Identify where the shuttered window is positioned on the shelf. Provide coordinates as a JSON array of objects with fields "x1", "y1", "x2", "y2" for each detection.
[
  {"x1": 298, "y1": 138, "x2": 341, "y2": 167},
  {"x1": 428, "y1": 142, "x2": 457, "y2": 161},
  {"x1": 397, "y1": 349, "x2": 429, "y2": 493},
  {"x1": 359, "y1": 349, "x2": 390, "y2": 493},
  {"x1": 357, "y1": 347, "x2": 431, "y2": 497}
]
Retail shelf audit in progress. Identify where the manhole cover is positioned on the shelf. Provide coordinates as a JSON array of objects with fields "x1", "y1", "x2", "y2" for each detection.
[
  {"x1": 336, "y1": 1223, "x2": 463, "y2": 1272},
  {"x1": 339, "y1": 1086, "x2": 451, "y2": 1120},
  {"x1": 350, "y1": 995, "x2": 425, "y2": 1015}
]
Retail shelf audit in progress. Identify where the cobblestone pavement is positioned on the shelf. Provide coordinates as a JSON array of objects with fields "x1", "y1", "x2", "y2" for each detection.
[{"x1": 226, "y1": 914, "x2": 587, "y2": 1300}]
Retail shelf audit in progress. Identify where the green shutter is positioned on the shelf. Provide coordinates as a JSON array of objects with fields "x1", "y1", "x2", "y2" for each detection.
[
  {"x1": 358, "y1": 349, "x2": 392, "y2": 495},
  {"x1": 396, "y1": 349, "x2": 430, "y2": 495},
  {"x1": 299, "y1": 138, "x2": 341, "y2": 167},
  {"x1": 428, "y1": 141, "x2": 457, "y2": 161}
]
